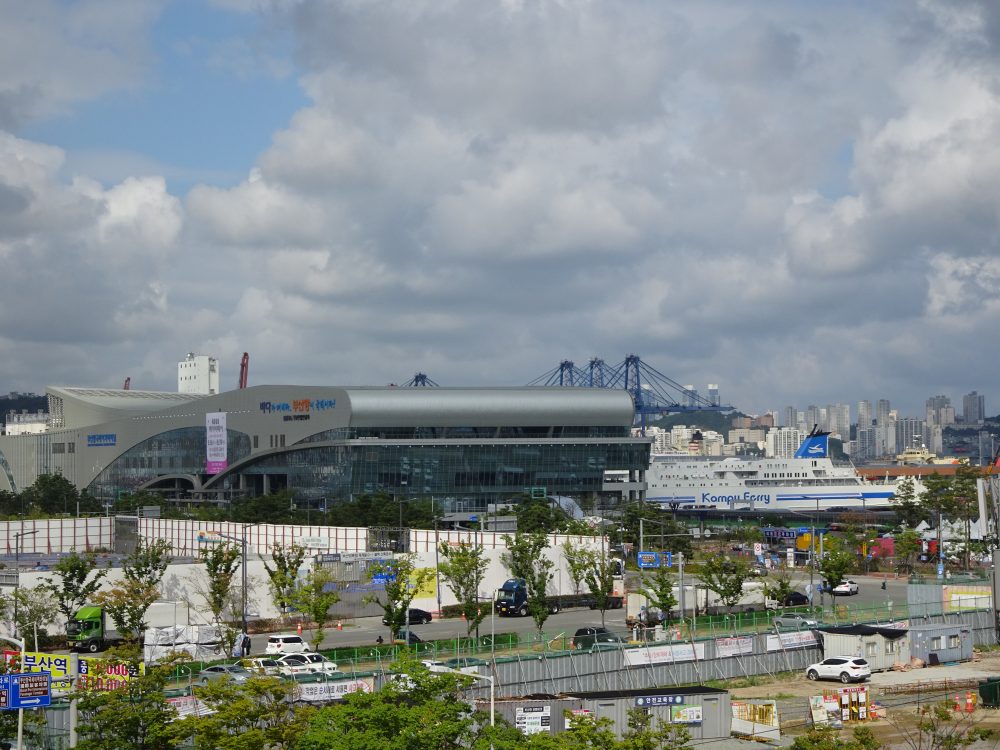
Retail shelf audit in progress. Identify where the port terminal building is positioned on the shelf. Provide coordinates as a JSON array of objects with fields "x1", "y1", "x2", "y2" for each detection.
[{"x1": 0, "y1": 385, "x2": 650, "y2": 513}]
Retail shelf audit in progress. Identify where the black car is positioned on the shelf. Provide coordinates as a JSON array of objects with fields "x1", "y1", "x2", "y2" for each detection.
[
  {"x1": 780, "y1": 592, "x2": 810, "y2": 607},
  {"x1": 571, "y1": 627, "x2": 625, "y2": 651},
  {"x1": 383, "y1": 608, "x2": 433, "y2": 626}
]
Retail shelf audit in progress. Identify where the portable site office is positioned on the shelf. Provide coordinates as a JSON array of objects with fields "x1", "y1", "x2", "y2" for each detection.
[
  {"x1": 908, "y1": 623, "x2": 973, "y2": 665},
  {"x1": 817, "y1": 625, "x2": 910, "y2": 672}
]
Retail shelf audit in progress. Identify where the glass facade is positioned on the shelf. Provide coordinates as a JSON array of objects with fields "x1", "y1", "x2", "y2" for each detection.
[{"x1": 87, "y1": 424, "x2": 648, "y2": 512}]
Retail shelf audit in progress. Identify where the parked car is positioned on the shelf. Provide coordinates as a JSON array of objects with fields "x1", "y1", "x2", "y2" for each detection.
[
  {"x1": 197, "y1": 664, "x2": 251, "y2": 686},
  {"x1": 275, "y1": 652, "x2": 341, "y2": 676},
  {"x1": 749, "y1": 565, "x2": 768, "y2": 577},
  {"x1": 265, "y1": 634, "x2": 312, "y2": 655},
  {"x1": 773, "y1": 613, "x2": 818, "y2": 630},
  {"x1": 831, "y1": 580, "x2": 860, "y2": 596},
  {"x1": 806, "y1": 657, "x2": 871, "y2": 684},
  {"x1": 243, "y1": 657, "x2": 283, "y2": 676},
  {"x1": 571, "y1": 627, "x2": 625, "y2": 651},
  {"x1": 383, "y1": 608, "x2": 434, "y2": 626},
  {"x1": 779, "y1": 592, "x2": 811, "y2": 607}
]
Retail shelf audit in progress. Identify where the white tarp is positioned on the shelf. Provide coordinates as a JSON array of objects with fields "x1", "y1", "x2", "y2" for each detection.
[
  {"x1": 144, "y1": 625, "x2": 224, "y2": 663},
  {"x1": 294, "y1": 678, "x2": 373, "y2": 702}
]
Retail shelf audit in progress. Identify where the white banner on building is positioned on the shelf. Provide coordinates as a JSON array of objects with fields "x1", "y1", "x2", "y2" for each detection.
[
  {"x1": 206, "y1": 412, "x2": 227, "y2": 475},
  {"x1": 766, "y1": 631, "x2": 818, "y2": 651},
  {"x1": 294, "y1": 678, "x2": 373, "y2": 702},
  {"x1": 515, "y1": 705, "x2": 551, "y2": 735},
  {"x1": 715, "y1": 636, "x2": 754, "y2": 658},
  {"x1": 623, "y1": 642, "x2": 706, "y2": 667}
]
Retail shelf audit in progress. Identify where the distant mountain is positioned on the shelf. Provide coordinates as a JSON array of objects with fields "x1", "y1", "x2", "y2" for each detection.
[{"x1": 0, "y1": 393, "x2": 47, "y2": 419}]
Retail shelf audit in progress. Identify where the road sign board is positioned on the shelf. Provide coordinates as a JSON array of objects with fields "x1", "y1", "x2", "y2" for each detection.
[
  {"x1": 666, "y1": 551, "x2": 673, "y2": 568},
  {"x1": 0, "y1": 672, "x2": 51, "y2": 710},
  {"x1": 753, "y1": 543, "x2": 762, "y2": 555},
  {"x1": 637, "y1": 551, "x2": 660, "y2": 569}
]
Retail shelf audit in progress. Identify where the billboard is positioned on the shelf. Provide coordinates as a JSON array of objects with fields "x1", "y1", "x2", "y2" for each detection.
[{"x1": 206, "y1": 412, "x2": 227, "y2": 475}]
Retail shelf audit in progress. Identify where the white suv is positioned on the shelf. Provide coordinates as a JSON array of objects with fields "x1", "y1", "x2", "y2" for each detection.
[
  {"x1": 275, "y1": 652, "x2": 340, "y2": 676},
  {"x1": 806, "y1": 657, "x2": 871, "y2": 683},
  {"x1": 265, "y1": 634, "x2": 312, "y2": 655}
]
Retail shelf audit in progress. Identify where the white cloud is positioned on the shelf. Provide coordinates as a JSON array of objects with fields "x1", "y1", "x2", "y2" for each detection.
[{"x1": 7, "y1": 0, "x2": 1000, "y2": 416}]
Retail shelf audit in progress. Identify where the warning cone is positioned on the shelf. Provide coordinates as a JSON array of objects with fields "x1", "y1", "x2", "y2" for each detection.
[
  {"x1": 966, "y1": 692, "x2": 975, "y2": 713},
  {"x1": 337, "y1": 620, "x2": 343, "y2": 631},
  {"x1": 297, "y1": 622, "x2": 303, "y2": 636},
  {"x1": 954, "y1": 694, "x2": 962, "y2": 712}
]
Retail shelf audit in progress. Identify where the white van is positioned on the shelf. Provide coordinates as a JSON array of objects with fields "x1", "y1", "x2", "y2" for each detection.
[{"x1": 264, "y1": 634, "x2": 311, "y2": 655}]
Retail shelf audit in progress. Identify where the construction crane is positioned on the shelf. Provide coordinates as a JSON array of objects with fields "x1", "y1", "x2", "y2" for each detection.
[
  {"x1": 403, "y1": 373, "x2": 439, "y2": 387},
  {"x1": 122, "y1": 377, "x2": 131, "y2": 390},
  {"x1": 238, "y1": 353, "x2": 249, "y2": 389},
  {"x1": 528, "y1": 354, "x2": 733, "y2": 429}
]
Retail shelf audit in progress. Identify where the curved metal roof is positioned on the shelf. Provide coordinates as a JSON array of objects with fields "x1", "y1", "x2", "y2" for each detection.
[{"x1": 342, "y1": 387, "x2": 635, "y2": 427}]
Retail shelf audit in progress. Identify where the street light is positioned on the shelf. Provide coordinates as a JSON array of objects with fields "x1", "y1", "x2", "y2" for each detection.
[
  {"x1": 216, "y1": 527, "x2": 249, "y2": 647},
  {"x1": 13, "y1": 530, "x2": 38, "y2": 638}
]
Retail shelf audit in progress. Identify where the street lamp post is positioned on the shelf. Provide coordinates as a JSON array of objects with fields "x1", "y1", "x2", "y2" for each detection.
[
  {"x1": 217, "y1": 527, "x2": 249, "y2": 648},
  {"x1": 13, "y1": 530, "x2": 38, "y2": 638}
]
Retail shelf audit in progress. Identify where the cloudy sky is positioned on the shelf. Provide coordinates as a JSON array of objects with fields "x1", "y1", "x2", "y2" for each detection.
[{"x1": 2, "y1": 0, "x2": 998, "y2": 419}]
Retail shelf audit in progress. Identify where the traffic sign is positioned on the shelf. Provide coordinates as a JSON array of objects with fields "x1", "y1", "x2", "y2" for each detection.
[
  {"x1": 666, "y1": 551, "x2": 673, "y2": 568},
  {"x1": 753, "y1": 543, "x2": 762, "y2": 555},
  {"x1": 0, "y1": 672, "x2": 51, "y2": 710},
  {"x1": 637, "y1": 551, "x2": 660, "y2": 569}
]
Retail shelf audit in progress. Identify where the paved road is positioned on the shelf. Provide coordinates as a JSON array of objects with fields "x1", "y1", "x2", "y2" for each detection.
[{"x1": 296, "y1": 572, "x2": 906, "y2": 655}]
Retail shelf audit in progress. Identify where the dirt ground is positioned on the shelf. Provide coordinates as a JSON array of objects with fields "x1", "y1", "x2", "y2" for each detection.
[{"x1": 730, "y1": 650, "x2": 1000, "y2": 700}]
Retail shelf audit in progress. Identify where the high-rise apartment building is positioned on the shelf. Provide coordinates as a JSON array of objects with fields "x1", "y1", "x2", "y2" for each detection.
[
  {"x1": 876, "y1": 399, "x2": 891, "y2": 427},
  {"x1": 782, "y1": 406, "x2": 797, "y2": 429},
  {"x1": 827, "y1": 403, "x2": 851, "y2": 440},
  {"x1": 856, "y1": 427, "x2": 877, "y2": 460},
  {"x1": 925, "y1": 395, "x2": 953, "y2": 427},
  {"x1": 857, "y1": 400, "x2": 872, "y2": 429},
  {"x1": 963, "y1": 391, "x2": 986, "y2": 424},
  {"x1": 896, "y1": 418, "x2": 925, "y2": 453},
  {"x1": 178, "y1": 353, "x2": 219, "y2": 395},
  {"x1": 766, "y1": 427, "x2": 803, "y2": 458}
]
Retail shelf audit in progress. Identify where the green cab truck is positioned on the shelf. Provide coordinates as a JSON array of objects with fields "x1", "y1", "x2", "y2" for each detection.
[{"x1": 66, "y1": 606, "x2": 121, "y2": 653}]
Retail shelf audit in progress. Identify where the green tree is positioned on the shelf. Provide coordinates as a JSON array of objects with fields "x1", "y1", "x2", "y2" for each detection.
[
  {"x1": 43, "y1": 550, "x2": 108, "y2": 623},
  {"x1": 639, "y1": 566, "x2": 677, "y2": 624},
  {"x1": 12, "y1": 585, "x2": 56, "y2": 646},
  {"x1": 289, "y1": 567, "x2": 341, "y2": 650},
  {"x1": 21, "y1": 473, "x2": 80, "y2": 515},
  {"x1": 561, "y1": 542, "x2": 596, "y2": 597},
  {"x1": 894, "y1": 528, "x2": 922, "y2": 575},
  {"x1": 948, "y1": 465, "x2": 981, "y2": 569},
  {"x1": 699, "y1": 552, "x2": 751, "y2": 612},
  {"x1": 583, "y1": 554, "x2": 619, "y2": 628},
  {"x1": 889, "y1": 700, "x2": 993, "y2": 750},
  {"x1": 501, "y1": 532, "x2": 555, "y2": 636},
  {"x1": 619, "y1": 502, "x2": 693, "y2": 559},
  {"x1": 367, "y1": 555, "x2": 433, "y2": 640},
  {"x1": 293, "y1": 655, "x2": 498, "y2": 750},
  {"x1": 75, "y1": 657, "x2": 178, "y2": 750},
  {"x1": 93, "y1": 579, "x2": 160, "y2": 643},
  {"x1": 198, "y1": 542, "x2": 243, "y2": 657},
  {"x1": 263, "y1": 543, "x2": 308, "y2": 617},
  {"x1": 818, "y1": 540, "x2": 856, "y2": 590},
  {"x1": 438, "y1": 541, "x2": 489, "y2": 637},
  {"x1": 514, "y1": 495, "x2": 568, "y2": 534},
  {"x1": 891, "y1": 478, "x2": 925, "y2": 529},
  {"x1": 763, "y1": 571, "x2": 796, "y2": 608},
  {"x1": 174, "y1": 675, "x2": 311, "y2": 750},
  {"x1": 790, "y1": 724, "x2": 881, "y2": 750}
]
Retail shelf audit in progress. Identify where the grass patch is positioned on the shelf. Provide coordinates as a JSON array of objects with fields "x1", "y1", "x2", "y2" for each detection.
[{"x1": 701, "y1": 670, "x2": 800, "y2": 690}]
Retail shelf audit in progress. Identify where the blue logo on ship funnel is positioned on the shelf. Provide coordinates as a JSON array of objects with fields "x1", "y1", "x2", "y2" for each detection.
[{"x1": 794, "y1": 430, "x2": 829, "y2": 459}]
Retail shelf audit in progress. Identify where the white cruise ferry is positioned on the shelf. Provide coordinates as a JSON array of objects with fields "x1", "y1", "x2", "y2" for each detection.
[{"x1": 644, "y1": 429, "x2": 917, "y2": 512}]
